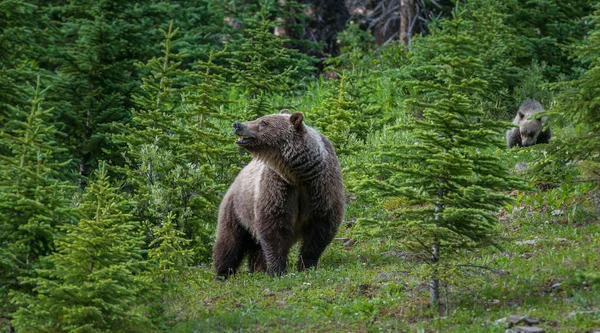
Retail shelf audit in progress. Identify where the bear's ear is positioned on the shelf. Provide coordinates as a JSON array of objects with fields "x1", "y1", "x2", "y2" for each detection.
[
  {"x1": 518, "y1": 111, "x2": 525, "y2": 119},
  {"x1": 290, "y1": 112, "x2": 305, "y2": 131},
  {"x1": 280, "y1": 109, "x2": 291, "y2": 115}
]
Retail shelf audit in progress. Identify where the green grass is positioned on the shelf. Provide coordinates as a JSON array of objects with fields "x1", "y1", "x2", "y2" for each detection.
[
  {"x1": 166, "y1": 194, "x2": 599, "y2": 332},
  {"x1": 162, "y1": 124, "x2": 600, "y2": 332}
]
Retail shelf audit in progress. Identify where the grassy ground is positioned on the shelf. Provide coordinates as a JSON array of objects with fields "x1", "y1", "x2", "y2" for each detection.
[{"x1": 168, "y1": 184, "x2": 600, "y2": 332}]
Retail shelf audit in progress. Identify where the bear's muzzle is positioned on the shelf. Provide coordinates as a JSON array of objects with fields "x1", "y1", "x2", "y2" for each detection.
[{"x1": 233, "y1": 122, "x2": 255, "y2": 146}]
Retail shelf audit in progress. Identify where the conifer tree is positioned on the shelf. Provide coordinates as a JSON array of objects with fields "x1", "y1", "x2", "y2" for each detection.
[
  {"x1": 117, "y1": 23, "x2": 231, "y2": 264},
  {"x1": 403, "y1": 1, "x2": 524, "y2": 120},
  {"x1": 546, "y1": 6, "x2": 600, "y2": 219},
  {"x1": 504, "y1": 0, "x2": 595, "y2": 78},
  {"x1": 464, "y1": 0, "x2": 523, "y2": 119},
  {"x1": 312, "y1": 75, "x2": 367, "y2": 153},
  {"x1": 148, "y1": 212, "x2": 194, "y2": 284},
  {"x1": 0, "y1": 78, "x2": 73, "y2": 328},
  {"x1": 45, "y1": 0, "x2": 172, "y2": 178},
  {"x1": 357, "y1": 13, "x2": 524, "y2": 308},
  {"x1": 12, "y1": 162, "x2": 156, "y2": 333},
  {"x1": 227, "y1": 5, "x2": 316, "y2": 117},
  {"x1": 0, "y1": 0, "x2": 39, "y2": 120}
]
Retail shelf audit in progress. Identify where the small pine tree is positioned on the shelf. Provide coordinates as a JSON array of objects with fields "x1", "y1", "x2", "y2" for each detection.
[
  {"x1": 357, "y1": 13, "x2": 524, "y2": 309},
  {"x1": 12, "y1": 162, "x2": 156, "y2": 332},
  {"x1": 148, "y1": 212, "x2": 194, "y2": 284},
  {"x1": 546, "y1": 6, "x2": 600, "y2": 219},
  {"x1": 0, "y1": 78, "x2": 73, "y2": 328},
  {"x1": 116, "y1": 22, "x2": 231, "y2": 264},
  {"x1": 312, "y1": 75, "x2": 366, "y2": 153}
]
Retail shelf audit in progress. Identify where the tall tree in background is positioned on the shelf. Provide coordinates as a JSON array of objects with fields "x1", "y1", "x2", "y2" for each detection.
[
  {"x1": 12, "y1": 163, "x2": 156, "y2": 332},
  {"x1": 0, "y1": 0, "x2": 41, "y2": 121},
  {"x1": 356, "y1": 0, "x2": 455, "y2": 46},
  {"x1": 45, "y1": 0, "x2": 172, "y2": 179},
  {"x1": 356, "y1": 13, "x2": 523, "y2": 308},
  {"x1": 117, "y1": 23, "x2": 232, "y2": 263},
  {"x1": 504, "y1": 0, "x2": 595, "y2": 78},
  {"x1": 224, "y1": 0, "x2": 348, "y2": 59},
  {"x1": 547, "y1": 5, "x2": 600, "y2": 219},
  {"x1": 0, "y1": 79, "x2": 73, "y2": 331},
  {"x1": 398, "y1": 0, "x2": 415, "y2": 46},
  {"x1": 228, "y1": 5, "x2": 317, "y2": 117}
]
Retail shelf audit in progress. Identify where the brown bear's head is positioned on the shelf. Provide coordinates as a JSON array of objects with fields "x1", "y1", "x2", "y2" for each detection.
[
  {"x1": 518, "y1": 111, "x2": 543, "y2": 147},
  {"x1": 233, "y1": 109, "x2": 306, "y2": 153}
]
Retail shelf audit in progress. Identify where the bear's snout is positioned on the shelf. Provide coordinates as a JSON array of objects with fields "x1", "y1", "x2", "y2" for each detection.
[
  {"x1": 233, "y1": 122, "x2": 248, "y2": 136},
  {"x1": 233, "y1": 121, "x2": 256, "y2": 146}
]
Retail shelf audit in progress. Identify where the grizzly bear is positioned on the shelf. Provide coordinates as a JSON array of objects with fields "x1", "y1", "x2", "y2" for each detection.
[
  {"x1": 213, "y1": 110, "x2": 345, "y2": 278},
  {"x1": 506, "y1": 99, "x2": 551, "y2": 148}
]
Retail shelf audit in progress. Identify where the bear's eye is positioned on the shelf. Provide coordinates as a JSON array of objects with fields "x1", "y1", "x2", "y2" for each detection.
[{"x1": 259, "y1": 120, "x2": 268, "y2": 127}]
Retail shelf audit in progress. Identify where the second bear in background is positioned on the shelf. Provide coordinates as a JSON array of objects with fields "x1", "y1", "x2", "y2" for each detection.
[{"x1": 506, "y1": 99, "x2": 551, "y2": 148}]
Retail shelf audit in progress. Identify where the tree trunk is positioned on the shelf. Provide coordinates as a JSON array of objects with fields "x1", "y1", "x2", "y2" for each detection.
[
  {"x1": 399, "y1": 0, "x2": 415, "y2": 46},
  {"x1": 431, "y1": 182, "x2": 444, "y2": 308},
  {"x1": 430, "y1": 242, "x2": 440, "y2": 307},
  {"x1": 596, "y1": 180, "x2": 600, "y2": 220},
  {"x1": 274, "y1": 0, "x2": 293, "y2": 42}
]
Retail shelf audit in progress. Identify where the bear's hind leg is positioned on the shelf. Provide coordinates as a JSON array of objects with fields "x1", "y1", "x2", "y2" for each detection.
[
  {"x1": 247, "y1": 243, "x2": 267, "y2": 273},
  {"x1": 297, "y1": 219, "x2": 338, "y2": 272}
]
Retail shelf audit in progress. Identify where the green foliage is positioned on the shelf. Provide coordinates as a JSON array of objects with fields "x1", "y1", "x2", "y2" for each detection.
[
  {"x1": 311, "y1": 75, "x2": 376, "y2": 153},
  {"x1": 513, "y1": 61, "x2": 553, "y2": 106},
  {"x1": 12, "y1": 162, "x2": 156, "y2": 332},
  {"x1": 166, "y1": 0, "x2": 231, "y2": 63},
  {"x1": 402, "y1": 2, "x2": 524, "y2": 120},
  {"x1": 504, "y1": 0, "x2": 596, "y2": 78},
  {"x1": 44, "y1": 0, "x2": 174, "y2": 177},
  {"x1": 0, "y1": 79, "x2": 73, "y2": 321},
  {"x1": 0, "y1": 0, "x2": 38, "y2": 120},
  {"x1": 330, "y1": 21, "x2": 378, "y2": 71},
  {"x1": 355, "y1": 12, "x2": 525, "y2": 307},
  {"x1": 116, "y1": 23, "x2": 231, "y2": 264},
  {"x1": 227, "y1": 5, "x2": 317, "y2": 117},
  {"x1": 148, "y1": 212, "x2": 194, "y2": 284},
  {"x1": 506, "y1": 182, "x2": 596, "y2": 222},
  {"x1": 542, "y1": 5, "x2": 600, "y2": 219},
  {"x1": 463, "y1": 1, "x2": 524, "y2": 120}
]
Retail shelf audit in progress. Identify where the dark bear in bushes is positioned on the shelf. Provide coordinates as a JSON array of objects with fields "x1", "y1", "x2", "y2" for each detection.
[
  {"x1": 213, "y1": 110, "x2": 345, "y2": 278},
  {"x1": 506, "y1": 99, "x2": 551, "y2": 148}
]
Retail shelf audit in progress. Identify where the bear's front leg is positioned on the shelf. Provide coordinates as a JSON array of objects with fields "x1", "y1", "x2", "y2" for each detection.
[
  {"x1": 537, "y1": 127, "x2": 551, "y2": 144},
  {"x1": 257, "y1": 221, "x2": 294, "y2": 277},
  {"x1": 297, "y1": 211, "x2": 340, "y2": 271},
  {"x1": 213, "y1": 202, "x2": 254, "y2": 279}
]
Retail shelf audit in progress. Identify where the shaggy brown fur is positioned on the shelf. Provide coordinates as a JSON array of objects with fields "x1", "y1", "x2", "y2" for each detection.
[
  {"x1": 506, "y1": 99, "x2": 551, "y2": 148},
  {"x1": 213, "y1": 110, "x2": 345, "y2": 278}
]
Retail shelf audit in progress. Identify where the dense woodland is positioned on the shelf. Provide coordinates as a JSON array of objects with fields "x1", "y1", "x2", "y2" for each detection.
[{"x1": 1, "y1": 0, "x2": 600, "y2": 332}]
